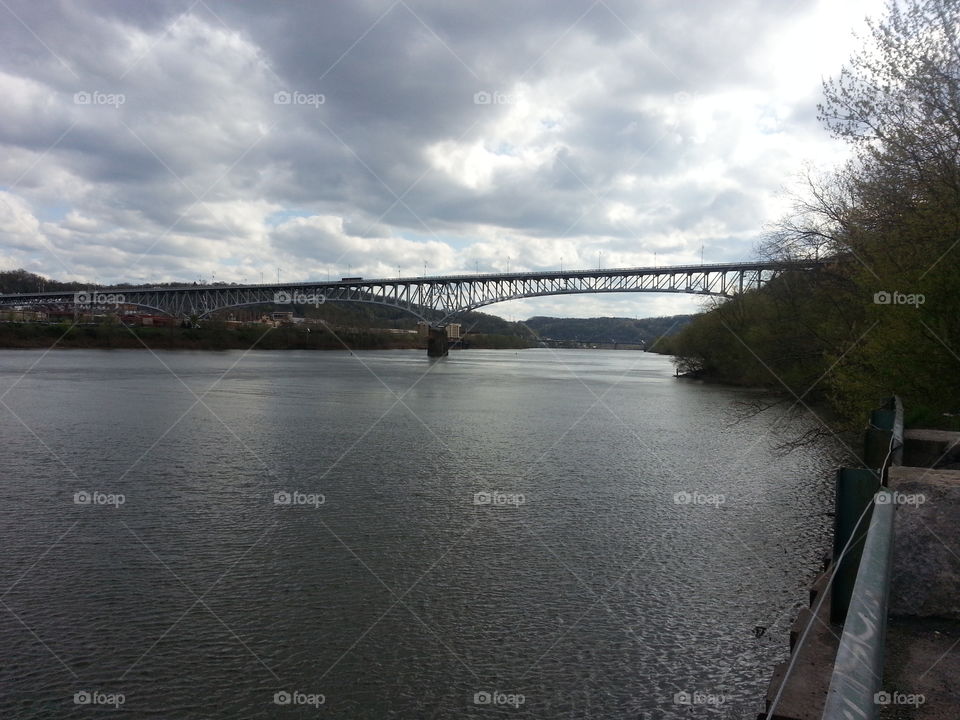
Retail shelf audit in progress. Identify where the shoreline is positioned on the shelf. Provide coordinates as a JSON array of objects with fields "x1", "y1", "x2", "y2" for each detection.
[{"x1": 0, "y1": 322, "x2": 532, "y2": 352}]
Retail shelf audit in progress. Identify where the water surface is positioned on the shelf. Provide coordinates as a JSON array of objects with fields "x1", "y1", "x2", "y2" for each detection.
[{"x1": 0, "y1": 349, "x2": 839, "y2": 718}]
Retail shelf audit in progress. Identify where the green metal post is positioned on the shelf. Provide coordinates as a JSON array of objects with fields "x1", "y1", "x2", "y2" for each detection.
[{"x1": 831, "y1": 468, "x2": 880, "y2": 624}]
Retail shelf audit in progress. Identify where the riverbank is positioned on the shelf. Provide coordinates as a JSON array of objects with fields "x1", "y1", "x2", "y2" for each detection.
[{"x1": 0, "y1": 322, "x2": 533, "y2": 351}]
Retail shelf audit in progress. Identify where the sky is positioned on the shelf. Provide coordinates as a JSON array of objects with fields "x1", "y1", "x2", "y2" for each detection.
[{"x1": 0, "y1": 0, "x2": 885, "y2": 320}]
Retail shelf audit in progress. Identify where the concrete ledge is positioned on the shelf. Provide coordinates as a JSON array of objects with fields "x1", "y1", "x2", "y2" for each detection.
[
  {"x1": 790, "y1": 608, "x2": 813, "y2": 652},
  {"x1": 889, "y1": 466, "x2": 960, "y2": 618},
  {"x1": 760, "y1": 586, "x2": 838, "y2": 720},
  {"x1": 882, "y1": 617, "x2": 960, "y2": 719},
  {"x1": 903, "y1": 429, "x2": 960, "y2": 468},
  {"x1": 809, "y1": 569, "x2": 830, "y2": 608}
]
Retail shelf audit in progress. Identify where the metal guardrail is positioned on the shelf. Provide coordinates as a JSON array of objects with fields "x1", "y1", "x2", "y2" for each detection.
[
  {"x1": 821, "y1": 396, "x2": 902, "y2": 718},
  {"x1": 832, "y1": 397, "x2": 903, "y2": 624},
  {"x1": 764, "y1": 397, "x2": 903, "y2": 720},
  {"x1": 864, "y1": 396, "x2": 904, "y2": 483},
  {"x1": 822, "y1": 491, "x2": 895, "y2": 720},
  {"x1": 764, "y1": 495, "x2": 877, "y2": 720}
]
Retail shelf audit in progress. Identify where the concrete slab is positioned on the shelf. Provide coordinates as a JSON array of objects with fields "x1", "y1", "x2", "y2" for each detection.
[
  {"x1": 888, "y1": 467, "x2": 960, "y2": 619},
  {"x1": 880, "y1": 617, "x2": 960, "y2": 719}
]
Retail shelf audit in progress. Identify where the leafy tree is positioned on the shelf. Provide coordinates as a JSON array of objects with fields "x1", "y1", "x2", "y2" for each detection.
[{"x1": 665, "y1": 0, "x2": 960, "y2": 428}]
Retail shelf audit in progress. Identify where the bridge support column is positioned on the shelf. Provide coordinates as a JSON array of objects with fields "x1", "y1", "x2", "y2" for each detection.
[{"x1": 427, "y1": 325, "x2": 449, "y2": 357}]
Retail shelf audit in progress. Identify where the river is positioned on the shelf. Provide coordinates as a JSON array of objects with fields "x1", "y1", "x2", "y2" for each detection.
[{"x1": 0, "y1": 348, "x2": 840, "y2": 718}]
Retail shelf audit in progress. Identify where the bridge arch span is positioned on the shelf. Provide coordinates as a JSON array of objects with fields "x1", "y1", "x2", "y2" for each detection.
[
  {"x1": 0, "y1": 260, "x2": 824, "y2": 328},
  {"x1": 442, "y1": 286, "x2": 724, "y2": 323},
  {"x1": 195, "y1": 297, "x2": 433, "y2": 324}
]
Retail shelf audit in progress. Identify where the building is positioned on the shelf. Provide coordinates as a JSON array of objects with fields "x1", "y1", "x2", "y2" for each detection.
[
  {"x1": 121, "y1": 314, "x2": 176, "y2": 327},
  {"x1": 0, "y1": 309, "x2": 47, "y2": 322}
]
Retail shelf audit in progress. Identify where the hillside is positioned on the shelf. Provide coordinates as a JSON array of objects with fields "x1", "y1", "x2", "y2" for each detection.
[{"x1": 523, "y1": 315, "x2": 692, "y2": 345}]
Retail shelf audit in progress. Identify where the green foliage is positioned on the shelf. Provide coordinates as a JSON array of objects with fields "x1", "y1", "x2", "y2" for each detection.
[{"x1": 664, "y1": 0, "x2": 960, "y2": 429}]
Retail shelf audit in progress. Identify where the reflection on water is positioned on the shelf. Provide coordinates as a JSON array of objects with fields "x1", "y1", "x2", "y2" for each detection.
[{"x1": 0, "y1": 349, "x2": 839, "y2": 718}]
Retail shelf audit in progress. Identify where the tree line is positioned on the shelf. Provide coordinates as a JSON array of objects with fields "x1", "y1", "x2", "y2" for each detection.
[{"x1": 655, "y1": 0, "x2": 960, "y2": 430}]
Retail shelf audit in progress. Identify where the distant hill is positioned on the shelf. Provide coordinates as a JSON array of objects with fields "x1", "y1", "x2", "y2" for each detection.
[{"x1": 523, "y1": 315, "x2": 693, "y2": 345}]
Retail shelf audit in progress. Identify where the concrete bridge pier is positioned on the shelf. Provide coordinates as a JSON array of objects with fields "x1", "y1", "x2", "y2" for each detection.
[{"x1": 426, "y1": 325, "x2": 449, "y2": 357}]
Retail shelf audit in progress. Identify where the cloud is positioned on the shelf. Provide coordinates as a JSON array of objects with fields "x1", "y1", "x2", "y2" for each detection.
[{"x1": 0, "y1": 0, "x2": 884, "y2": 316}]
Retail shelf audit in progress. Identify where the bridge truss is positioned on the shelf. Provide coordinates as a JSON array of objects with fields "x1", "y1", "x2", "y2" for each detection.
[{"x1": 0, "y1": 260, "x2": 821, "y2": 324}]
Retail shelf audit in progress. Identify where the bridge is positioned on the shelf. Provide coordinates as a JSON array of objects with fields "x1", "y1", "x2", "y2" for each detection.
[{"x1": 0, "y1": 259, "x2": 823, "y2": 356}]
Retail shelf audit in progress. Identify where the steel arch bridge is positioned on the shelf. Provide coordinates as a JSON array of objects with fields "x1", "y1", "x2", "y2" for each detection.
[{"x1": 0, "y1": 260, "x2": 822, "y2": 324}]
